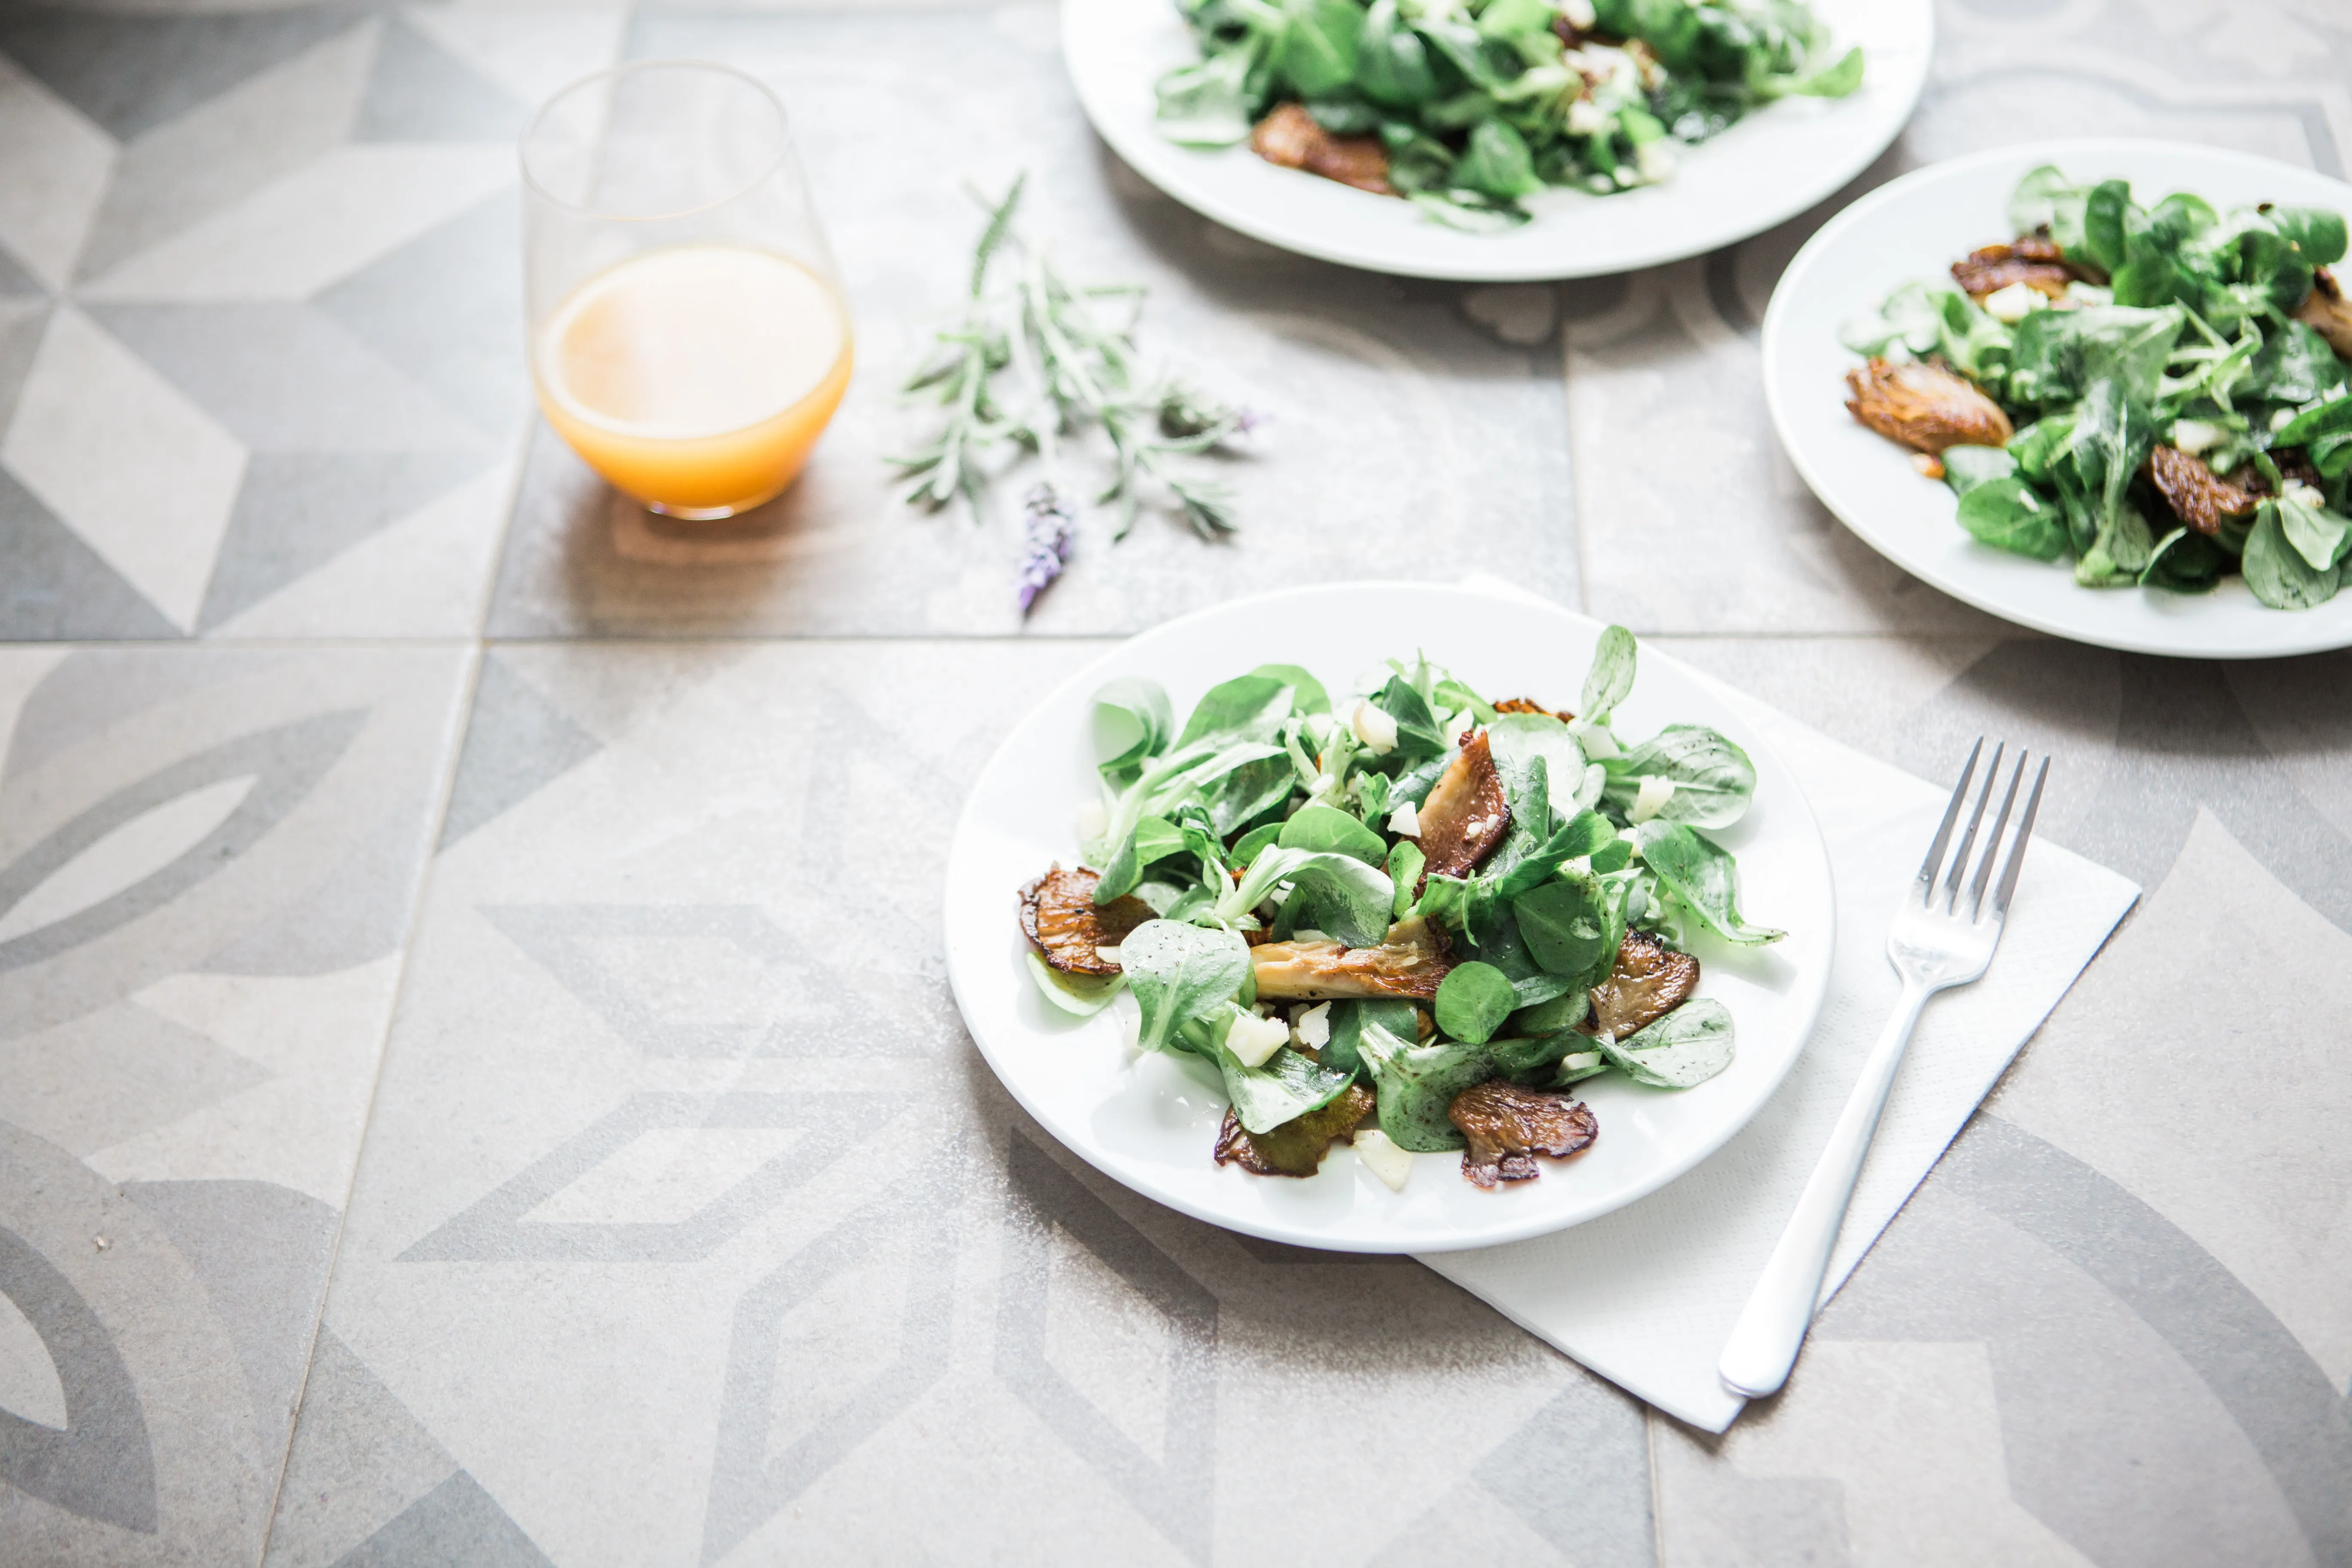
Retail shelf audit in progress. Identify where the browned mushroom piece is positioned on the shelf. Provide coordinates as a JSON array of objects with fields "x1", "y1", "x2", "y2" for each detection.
[
  {"x1": 1212, "y1": 1083, "x2": 1377, "y2": 1177},
  {"x1": 1845, "y1": 358, "x2": 2015, "y2": 455},
  {"x1": 1493, "y1": 697, "x2": 1576, "y2": 722},
  {"x1": 1447, "y1": 1080, "x2": 1599, "y2": 1189},
  {"x1": 1584, "y1": 927, "x2": 1700, "y2": 1040},
  {"x1": 2146, "y1": 445, "x2": 2263, "y2": 535},
  {"x1": 1414, "y1": 730, "x2": 1510, "y2": 886},
  {"x1": 1019, "y1": 864, "x2": 1152, "y2": 978},
  {"x1": 1250, "y1": 103, "x2": 1392, "y2": 196},
  {"x1": 2293, "y1": 265, "x2": 2352, "y2": 361},
  {"x1": 1950, "y1": 238, "x2": 2089, "y2": 300},
  {"x1": 1251, "y1": 916, "x2": 1453, "y2": 1001}
]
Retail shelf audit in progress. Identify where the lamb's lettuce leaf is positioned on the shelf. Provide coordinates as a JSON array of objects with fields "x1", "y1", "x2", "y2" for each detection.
[
  {"x1": 1599, "y1": 724, "x2": 1757, "y2": 828},
  {"x1": 1600, "y1": 998, "x2": 1735, "y2": 1087},
  {"x1": 1355, "y1": 1016, "x2": 1487, "y2": 1152},
  {"x1": 1636, "y1": 822, "x2": 1784, "y2": 945},
  {"x1": 1123, "y1": 920, "x2": 1251, "y2": 1055}
]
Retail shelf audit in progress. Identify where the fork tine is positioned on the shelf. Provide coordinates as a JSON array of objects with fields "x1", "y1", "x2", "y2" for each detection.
[
  {"x1": 1915, "y1": 737, "x2": 1983, "y2": 893},
  {"x1": 1967, "y1": 750, "x2": 2028, "y2": 920},
  {"x1": 1941, "y1": 741, "x2": 2004, "y2": 910},
  {"x1": 1990, "y1": 756, "x2": 2050, "y2": 916}
]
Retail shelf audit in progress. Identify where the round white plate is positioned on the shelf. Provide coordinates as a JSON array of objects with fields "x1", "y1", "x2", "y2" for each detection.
[
  {"x1": 943, "y1": 582, "x2": 1835, "y2": 1253},
  {"x1": 1060, "y1": 0, "x2": 1932, "y2": 282},
  {"x1": 1764, "y1": 138, "x2": 2352, "y2": 659}
]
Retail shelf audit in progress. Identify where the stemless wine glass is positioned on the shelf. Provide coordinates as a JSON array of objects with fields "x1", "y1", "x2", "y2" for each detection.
[{"x1": 521, "y1": 61, "x2": 852, "y2": 519}]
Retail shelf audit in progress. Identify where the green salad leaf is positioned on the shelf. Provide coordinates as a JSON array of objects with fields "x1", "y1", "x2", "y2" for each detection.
[
  {"x1": 1599, "y1": 998, "x2": 1735, "y2": 1086},
  {"x1": 1123, "y1": 919, "x2": 1253, "y2": 1055},
  {"x1": 1356, "y1": 1016, "x2": 1487, "y2": 1152},
  {"x1": 1636, "y1": 822, "x2": 1785, "y2": 945}
]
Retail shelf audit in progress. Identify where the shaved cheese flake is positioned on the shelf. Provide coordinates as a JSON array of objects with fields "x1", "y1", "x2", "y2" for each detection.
[
  {"x1": 1354, "y1": 1129, "x2": 1414, "y2": 1192},
  {"x1": 1350, "y1": 699, "x2": 1399, "y2": 755},
  {"x1": 1629, "y1": 775, "x2": 1676, "y2": 823},
  {"x1": 1293, "y1": 1001, "x2": 1332, "y2": 1050},
  {"x1": 1388, "y1": 800, "x2": 1422, "y2": 837},
  {"x1": 1225, "y1": 1010, "x2": 1291, "y2": 1068}
]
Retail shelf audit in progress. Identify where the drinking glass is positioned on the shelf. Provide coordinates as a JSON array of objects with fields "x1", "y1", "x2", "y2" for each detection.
[{"x1": 522, "y1": 61, "x2": 852, "y2": 519}]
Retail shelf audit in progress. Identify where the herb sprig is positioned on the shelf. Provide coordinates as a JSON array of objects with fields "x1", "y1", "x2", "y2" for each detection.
[{"x1": 891, "y1": 177, "x2": 1258, "y2": 613}]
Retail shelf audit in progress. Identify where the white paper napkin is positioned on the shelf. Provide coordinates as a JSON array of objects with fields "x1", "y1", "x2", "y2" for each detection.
[{"x1": 1417, "y1": 684, "x2": 2141, "y2": 1433}]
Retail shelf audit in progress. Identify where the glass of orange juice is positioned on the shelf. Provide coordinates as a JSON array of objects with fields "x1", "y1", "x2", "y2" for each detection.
[{"x1": 521, "y1": 61, "x2": 852, "y2": 519}]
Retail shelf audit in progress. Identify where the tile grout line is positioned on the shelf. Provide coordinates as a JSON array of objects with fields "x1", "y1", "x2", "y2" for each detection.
[
  {"x1": 249, "y1": 637, "x2": 488, "y2": 1568},
  {"x1": 1559, "y1": 282, "x2": 1593, "y2": 619}
]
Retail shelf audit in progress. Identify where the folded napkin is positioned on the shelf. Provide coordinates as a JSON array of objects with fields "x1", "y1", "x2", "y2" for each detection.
[{"x1": 1418, "y1": 669, "x2": 2141, "y2": 1433}]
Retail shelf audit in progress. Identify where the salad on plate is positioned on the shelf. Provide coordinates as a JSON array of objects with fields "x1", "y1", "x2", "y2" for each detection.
[
  {"x1": 1016, "y1": 627, "x2": 1782, "y2": 1191},
  {"x1": 1841, "y1": 165, "x2": 2352, "y2": 611},
  {"x1": 1154, "y1": 0, "x2": 1864, "y2": 229}
]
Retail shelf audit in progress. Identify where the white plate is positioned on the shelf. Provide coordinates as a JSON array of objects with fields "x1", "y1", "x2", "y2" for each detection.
[
  {"x1": 1764, "y1": 138, "x2": 2352, "y2": 659},
  {"x1": 1060, "y1": 0, "x2": 1932, "y2": 282},
  {"x1": 942, "y1": 583, "x2": 1835, "y2": 1253}
]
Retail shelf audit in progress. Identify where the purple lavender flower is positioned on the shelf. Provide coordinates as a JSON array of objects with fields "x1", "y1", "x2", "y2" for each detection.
[{"x1": 1017, "y1": 483, "x2": 1075, "y2": 616}]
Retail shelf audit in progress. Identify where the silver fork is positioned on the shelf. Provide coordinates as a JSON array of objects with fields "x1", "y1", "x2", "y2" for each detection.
[{"x1": 1718, "y1": 739, "x2": 2049, "y2": 1401}]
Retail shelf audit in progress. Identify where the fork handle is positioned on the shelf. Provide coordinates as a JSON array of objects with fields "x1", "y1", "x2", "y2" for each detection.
[{"x1": 1718, "y1": 977, "x2": 1933, "y2": 1400}]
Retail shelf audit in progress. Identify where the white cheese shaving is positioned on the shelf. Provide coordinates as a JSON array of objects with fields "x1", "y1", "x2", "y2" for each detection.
[
  {"x1": 1567, "y1": 719, "x2": 1619, "y2": 759},
  {"x1": 1981, "y1": 281, "x2": 2043, "y2": 324},
  {"x1": 1074, "y1": 800, "x2": 1108, "y2": 844},
  {"x1": 1634, "y1": 139, "x2": 1677, "y2": 184},
  {"x1": 1350, "y1": 699, "x2": 1399, "y2": 755},
  {"x1": 1559, "y1": 0, "x2": 1596, "y2": 28},
  {"x1": 1442, "y1": 708, "x2": 1476, "y2": 746},
  {"x1": 1566, "y1": 97, "x2": 1606, "y2": 137},
  {"x1": 1354, "y1": 1128, "x2": 1414, "y2": 1192},
  {"x1": 2283, "y1": 478, "x2": 2327, "y2": 511},
  {"x1": 1292, "y1": 1001, "x2": 1332, "y2": 1050},
  {"x1": 2273, "y1": 407, "x2": 2298, "y2": 432},
  {"x1": 1224, "y1": 1010, "x2": 1291, "y2": 1069},
  {"x1": 1628, "y1": 775, "x2": 1676, "y2": 823},
  {"x1": 1094, "y1": 945, "x2": 1122, "y2": 964},
  {"x1": 1289, "y1": 928, "x2": 1334, "y2": 944},
  {"x1": 2171, "y1": 418, "x2": 2222, "y2": 455},
  {"x1": 1388, "y1": 800, "x2": 1422, "y2": 837}
]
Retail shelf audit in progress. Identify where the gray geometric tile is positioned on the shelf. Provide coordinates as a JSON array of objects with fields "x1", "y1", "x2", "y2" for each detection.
[
  {"x1": 1930, "y1": 1116, "x2": 2352, "y2": 1566},
  {"x1": 480, "y1": 902, "x2": 933, "y2": 1059},
  {"x1": 203, "y1": 797, "x2": 440, "y2": 977},
  {"x1": 194, "y1": 451, "x2": 494, "y2": 633},
  {"x1": 0, "y1": 8, "x2": 366, "y2": 143},
  {"x1": 351, "y1": 14, "x2": 526, "y2": 146},
  {"x1": 435, "y1": 654, "x2": 602, "y2": 851},
  {"x1": 701, "y1": 1150, "x2": 962, "y2": 1562},
  {"x1": 0, "y1": 1004, "x2": 268, "y2": 1155},
  {"x1": 73, "y1": 21, "x2": 380, "y2": 287},
  {"x1": 998, "y1": 1130, "x2": 1217, "y2": 1565},
  {"x1": 83, "y1": 303, "x2": 489, "y2": 457},
  {"x1": 0, "y1": 707, "x2": 365, "y2": 976},
  {"x1": 262, "y1": 1328, "x2": 459, "y2": 1568},
  {"x1": 0, "y1": 248, "x2": 43, "y2": 298},
  {"x1": 0, "y1": 1223, "x2": 157, "y2": 1533},
  {"x1": 0, "y1": 466, "x2": 179, "y2": 640},
  {"x1": 1476, "y1": 1376, "x2": 1656, "y2": 1567},
  {"x1": 315, "y1": 191, "x2": 526, "y2": 439},
  {"x1": 398, "y1": 1092, "x2": 866, "y2": 1264},
  {"x1": 0, "y1": 296, "x2": 47, "y2": 433},
  {"x1": 118, "y1": 1180, "x2": 336, "y2": 1453},
  {"x1": 332, "y1": 1471, "x2": 554, "y2": 1568}
]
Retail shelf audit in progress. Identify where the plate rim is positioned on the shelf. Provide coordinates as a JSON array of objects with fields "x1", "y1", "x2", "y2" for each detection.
[
  {"x1": 1058, "y1": 0, "x2": 1936, "y2": 282},
  {"x1": 1761, "y1": 135, "x2": 2352, "y2": 660},
  {"x1": 941, "y1": 580, "x2": 1837, "y2": 1253}
]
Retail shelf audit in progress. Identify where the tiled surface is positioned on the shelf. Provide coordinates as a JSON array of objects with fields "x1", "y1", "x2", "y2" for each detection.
[{"x1": 0, "y1": 0, "x2": 2348, "y2": 1565}]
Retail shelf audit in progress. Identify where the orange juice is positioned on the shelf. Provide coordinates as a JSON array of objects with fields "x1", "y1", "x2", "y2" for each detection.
[{"x1": 534, "y1": 245, "x2": 853, "y2": 516}]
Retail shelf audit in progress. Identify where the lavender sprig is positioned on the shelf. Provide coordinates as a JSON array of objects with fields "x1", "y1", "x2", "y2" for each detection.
[{"x1": 1016, "y1": 483, "x2": 1075, "y2": 616}]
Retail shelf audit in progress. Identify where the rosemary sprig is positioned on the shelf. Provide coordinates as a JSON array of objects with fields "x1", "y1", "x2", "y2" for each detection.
[{"x1": 890, "y1": 176, "x2": 1257, "y2": 594}]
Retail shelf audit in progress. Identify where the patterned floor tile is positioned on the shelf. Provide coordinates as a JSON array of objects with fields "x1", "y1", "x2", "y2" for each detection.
[
  {"x1": 0, "y1": 3, "x2": 614, "y2": 642},
  {"x1": 483, "y1": 8, "x2": 1576, "y2": 639},
  {"x1": 0, "y1": 643, "x2": 468, "y2": 1563},
  {"x1": 299, "y1": 640, "x2": 1651, "y2": 1566}
]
